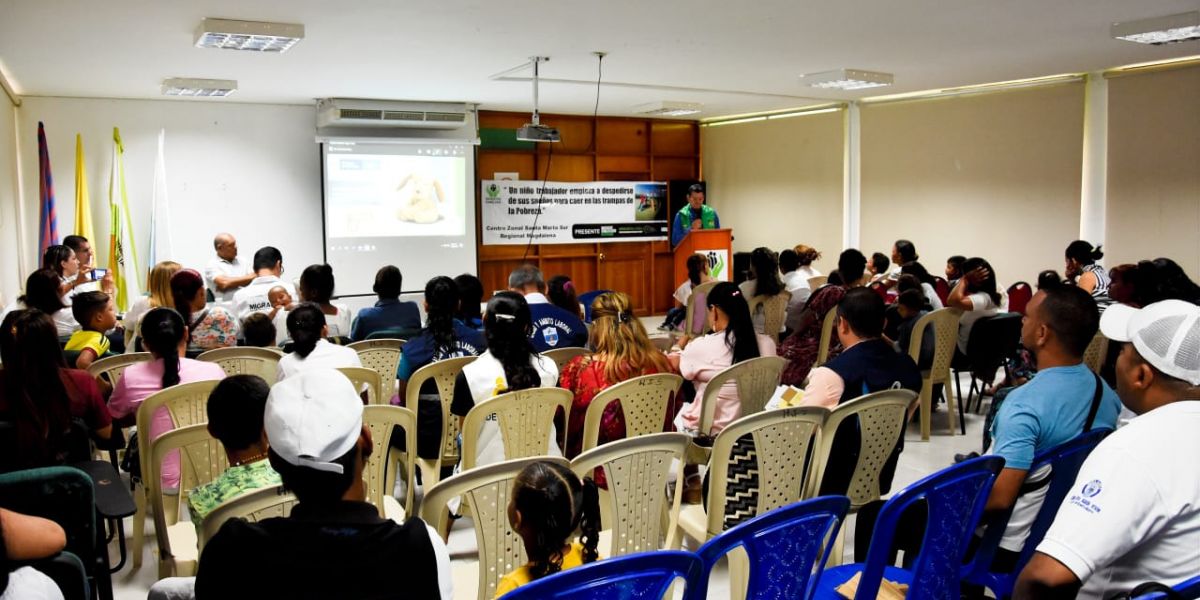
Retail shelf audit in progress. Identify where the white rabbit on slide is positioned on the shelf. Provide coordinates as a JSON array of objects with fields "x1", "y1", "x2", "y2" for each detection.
[{"x1": 395, "y1": 173, "x2": 446, "y2": 224}]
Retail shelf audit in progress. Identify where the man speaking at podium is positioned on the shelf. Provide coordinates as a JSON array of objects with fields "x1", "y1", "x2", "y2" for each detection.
[{"x1": 671, "y1": 183, "x2": 720, "y2": 247}]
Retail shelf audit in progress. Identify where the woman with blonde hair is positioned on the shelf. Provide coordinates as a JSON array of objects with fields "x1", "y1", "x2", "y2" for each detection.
[
  {"x1": 124, "y1": 261, "x2": 182, "y2": 348},
  {"x1": 559, "y1": 292, "x2": 675, "y2": 459}
]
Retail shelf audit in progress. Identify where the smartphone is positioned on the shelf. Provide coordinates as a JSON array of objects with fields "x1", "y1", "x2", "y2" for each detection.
[{"x1": 90, "y1": 268, "x2": 109, "y2": 281}]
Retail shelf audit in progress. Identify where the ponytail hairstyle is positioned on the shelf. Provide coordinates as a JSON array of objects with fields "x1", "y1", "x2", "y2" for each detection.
[
  {"x1": 894, "y1": 239, "x2": 919, "y2": 264},
  {"x1": 141, "y1": 308, "x2": 187, "y2": 389},
  {"x1": 300, "y1": 264, "x2": 336, "y2": 304},
  {"x1": 286, "y1": 303, "x2": 327, "y2": 359},
  {"x1": 424, "y1": 276, "x2": 459, "y2": 356},
  {"x1": 686, "y1": 254, "x2": 707, "y2": 286},
  {"x1": 510, "y1": 461, "x2": 601, "y2": 581},
  {"x1": 589, "y1": 292, "x2": 671, "y2": 383},
  {"x1": 1065, "y1": 240, "x2": 1104, "y2": 266},
  {"x1": 483, "y1": 292, "x2": 539, "y2": 393},
  {"x1": 453, "y1": 274, "x2": 485, "y2": 324},
  {"x1": 18, "y1": 269, "x2": 67, "y2": 314},
  {"x1": 147, "y1": 261, "x2": 183, "y2": 309},
  {"x1": 0, "y1": 310, "x2": 72, "y2": 468},
  {"x1": 170, "y1": 269, "x2": 205, "y2": 330},
  {"x1": 793, "y1": 244, "x2": 822, "y2": 267},
  {"x1": 705, "y1": 282, "x2": 760, "y2": 363},
  {"x1": 900, "y1": 261, "x2": 936, "y2": 286},
  {"x1": 748, "y1": 247, "x2": 784, "y2": 296},
  {"x1": 547, "y1": 275, "x2": 582, "y2": 319}
]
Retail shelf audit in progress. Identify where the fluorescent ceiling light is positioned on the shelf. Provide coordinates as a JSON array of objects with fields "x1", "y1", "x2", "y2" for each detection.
[
  {"x1": 800, "y1": 69, "x2": 893, "y2": 90},
  {"x1": 195, "y1": 18, "x2": 305, "y2": 53},
  {"x1": 1112, "y1": 12, "x2": 1200, "y2": 45},
  {"x1": 161, "y1": 78, "x2": 238, "y2": 97},
  {"x1": 632, "y1": 101, "x2": 703, "y2": 116}
]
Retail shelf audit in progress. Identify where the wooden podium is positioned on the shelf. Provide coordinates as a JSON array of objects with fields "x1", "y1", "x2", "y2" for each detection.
[{"x1": 674, "y1": 228, "x2": 733, "y2": 285}]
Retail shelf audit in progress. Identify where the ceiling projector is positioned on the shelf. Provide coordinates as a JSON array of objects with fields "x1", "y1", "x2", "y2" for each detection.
[{"x1": 516, "y1": 123, "x2": 560, "y2": 143}]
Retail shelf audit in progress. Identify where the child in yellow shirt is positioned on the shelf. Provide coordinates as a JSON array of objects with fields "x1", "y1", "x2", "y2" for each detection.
[
  {"x1": 494, "y1": 461, "x2": 601, "y2": 598},
  {"x1": 64, "y1": 291, "x2": 118, "y2": 370}
]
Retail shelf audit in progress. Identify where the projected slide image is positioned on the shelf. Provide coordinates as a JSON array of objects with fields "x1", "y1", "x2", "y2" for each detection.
[
  {"x1": 326, "y1": 154, "x2": 467, "y2": 237},
  {"x1": 634, "y1": 183, "x2": 666, "y2": 221}
]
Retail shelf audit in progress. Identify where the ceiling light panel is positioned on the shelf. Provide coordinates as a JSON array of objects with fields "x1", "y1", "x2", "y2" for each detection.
[
  {"x1": 195, "y1": 18, "x2": 305, "y2": 53},
  {"x1": 161, "y1": 78, "x2": 238, "y2": 97},
  {"x1": 632, "y1": 101, "x2": 703, "y2": 116},
  {"x1": 800, "y1": 69, "x2": 894, "y2": 90},
  {"x1": 1112, "y1": 12, "x2": 1200, "y2": 45}
]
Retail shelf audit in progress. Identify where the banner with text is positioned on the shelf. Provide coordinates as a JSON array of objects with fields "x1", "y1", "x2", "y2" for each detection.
[{"x1": 481, "y1": 180, "x2": 668, "y2": 245}]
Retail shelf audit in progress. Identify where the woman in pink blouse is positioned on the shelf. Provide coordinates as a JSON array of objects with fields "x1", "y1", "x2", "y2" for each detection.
[
  {"x1": 170, "y1": 269, "x2": 239, "y2": 352},
  {"x1": 108, "y1": 308, "x2": 225, "y2": 489}
]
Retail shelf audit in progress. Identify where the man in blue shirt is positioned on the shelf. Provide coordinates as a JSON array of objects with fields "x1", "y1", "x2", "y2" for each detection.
[
  {"x1": 670, "y1": 183, "x2": 720, "y2": 247},
  {"x1": 508, "y1": 265, "x2": 588, "y2": 352},
  {"x1": 350, "y1": 266, "x2": 421, "y2": 341}
]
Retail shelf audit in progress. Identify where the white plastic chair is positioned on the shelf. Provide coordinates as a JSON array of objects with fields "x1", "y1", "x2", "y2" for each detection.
[
  {"x1": 196, "y1": 347, "x2": 282, "y2": 385},
  {"x1": 907, "y1": 307, "x2": 964, "y2": 440},
  {"x1": 347, "y1": 339, "x2": 405, "y2": 402},
  {"x1": 582, "y1": 373, "x2": 683, "y2": 452},
  {"x1": 461, "y1": 387, "x2": 571, "y2": 472},
  {"x1": 199, "y1": 484, "x2": 297, "y2": 550}
]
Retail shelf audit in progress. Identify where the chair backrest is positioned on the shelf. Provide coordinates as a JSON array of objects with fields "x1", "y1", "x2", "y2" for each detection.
[
  {"x1": 814, "y1": 306, "x2": 839, "y2": 368},
  {"x1": 136, "y1": 380, "x2": 223, "y2": 476},
  {"x1": 577, "y1": 289, "x2": 612, "y2": 322},
  {"x1": 199, "y1": 484, "x2": 297, "y2": 549},
  {"x1": 461, "y1": 387, "x2": 572, "y2": 471},
  {"x1": 86, "y1": 352, "x2": 152, "y2": 386},
  {"x1": 32, "y1": 551, "x2": 90, "y2": 600},
  {"x1": 570, "y1": 433, "x2": 690, "y2": 556},
  {"x1": 807, "y1": 275, "x2": 828, "y2": 289},
  {"x1": 498, "y1": 550, "x2": 704, "y2": 600},
  {"x1": 1007, "y1": 281, "x2": 1033, "y2": 316},
  {"x1": 965, "y1": 428, "x2": 1111, "y2": 598},
  {"x1": 196, "y1": 346, "x2": 282, "y2": 385},
  {"x1": 695, "y1": 496, "x2": 850, "y2": 600},
  {"x1": 933, "y1": 276, "x2": 951, "y2": 304},
  {"x1": 1082, "y1": 333, "x2": 1109, "y2": 374},
  {"x1": 362, "y1": 405, "x2": 418, "y2": 515},
  {"x1": 147, "y1": 424, "x2": 229, "y2": 567},
  {"x1": 0, "y1": 466, "x2": 101, "y2": 596},
  {"x1": 543, "y1": 347, "x2": 591, "y2": 373},
  {"x1": 420, "y1": 456, "x2": 571, "y2": 600},
  {"x1": 810, "y1": 389, "x2": 917, "y2": 508},
  {"x1": 704, "y1": 406, "x2": 829, "y2": 537},
  {"x1": 346, "y1": 339, "x2": 405, "y2": 402},
  {"x1": 850, "y1": 456, "x2": 1004, "y2": 600},
  {"x1": 582, "y1": 373, "x2": 683, "y2": 452},
  {"x1": 964, "y1": 312, "x2": 1024, "y2": 378},
  {"x1": 684, "y1": 280, "x2": 720, "y2": 337},
  {"x1": 748, "y1": 290, "x2": 791, "y2": 343},
  {"x1": 1132, "y1": 575, "x2": 1200, "y2": 600},
  {"x1": 697, "y1": 356, "x2": 786, "y2": 435},
  {"x1": 405, "y1": 356, "x2": 476, "y2": 468},
  {"x1": 336, "y1": 366, "x2": 383, "y2": 405},
  {"x1": 908, "y1": 307, "x2": 963, "y2": 384}
]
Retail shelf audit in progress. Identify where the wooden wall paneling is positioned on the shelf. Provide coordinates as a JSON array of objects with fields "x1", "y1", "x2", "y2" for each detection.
[
  {"x1": 478, "y1": 152, "x2": 535, "y2": 180},
  {"x1": 598, "y1": 242, "x2": 651, "y2": 314},
  {"x1": 536, "y1": 153, "x2": 595, "y2": 181},
  {"x1": 597, "y1": 119, "x2": 650, "y2": 155},
  {"x1": 651, "y1": 157, "x2": 698, "y2": 181},
  {"x1": 651, "y1": 121, "x2": 698, "y2": 155}
]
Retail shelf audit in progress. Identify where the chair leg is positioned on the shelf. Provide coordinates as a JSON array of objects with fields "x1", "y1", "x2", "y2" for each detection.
[
  {"x1": 920, "y1": 382, "x2": 932, "y2": 441},
  {"x1": 946, "y1": 376, "x2": 962, "y2": 435},
  {"x1": 131, "y1": 485, "x2": 145, "y2": 570},
  {"x1": 728, "y1": 546, "x2": 751, "y2": 600},
  {"x1": 954, "y1": 370, "x2": 964, "y2": 408}
]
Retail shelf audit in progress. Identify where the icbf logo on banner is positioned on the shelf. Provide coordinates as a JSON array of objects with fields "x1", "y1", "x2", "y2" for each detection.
[{"x1": 697, "y1": 249, "x2": 730, "y2": 281}]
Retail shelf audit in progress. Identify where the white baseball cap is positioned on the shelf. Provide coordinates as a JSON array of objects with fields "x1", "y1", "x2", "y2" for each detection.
[
  {"x1": 1100, "y1": 299, "x2": 1200, "y2": 386},
  {"x1": 265, "y1": 369, "x2": 364, "y2": 474}
]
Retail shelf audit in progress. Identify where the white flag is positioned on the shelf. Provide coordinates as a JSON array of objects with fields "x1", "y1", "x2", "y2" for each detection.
[{"x1": 148, "y1": 129, "x2": 174, "y2": 272}]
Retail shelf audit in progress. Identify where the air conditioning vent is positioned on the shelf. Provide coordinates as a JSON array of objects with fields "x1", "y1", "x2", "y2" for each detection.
[
  {"x1": 383, "y1": 110, "x2": 426, "y2": 121},
  {"x1": 339, "y1": 108, "x2": 384, "y2": 120},
  {"x1": 425, "y1": 112, "x2": 466, "y2": 123},
  {"x1": 317, "y1": 99, "x2": 471, "y2": 130}
]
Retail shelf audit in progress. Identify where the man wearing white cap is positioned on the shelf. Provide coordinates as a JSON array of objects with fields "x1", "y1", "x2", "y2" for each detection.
[
  {"x1": 1016, "y1": 300, "x2": 1200, "y2": 599},
  {"x1": 195, "y1": 369, "x2": 451, "y2": 599}
]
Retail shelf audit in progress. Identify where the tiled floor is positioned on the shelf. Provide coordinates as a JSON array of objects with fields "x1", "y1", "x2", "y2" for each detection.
[{"x1": 113, "y1": 322, "x2": 992, "y2": 600}]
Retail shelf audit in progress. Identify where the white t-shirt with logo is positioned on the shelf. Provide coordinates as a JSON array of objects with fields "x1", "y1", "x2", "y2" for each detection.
[
  {"x1": 205, "y1": 257, "x2": 251, "y2": 305},
  {"x1": 1036, "y1": 401, "x2": 1200, "y2": 599},
  {"x1": 458, "y1": 351, "x2": 560, "y2": 468},
  {"x1": 275, "y1": 339, "x2": 363, "y2": 381},
  {"x1": 232, "y1": 275, "x2": 296, "y2": 320}
]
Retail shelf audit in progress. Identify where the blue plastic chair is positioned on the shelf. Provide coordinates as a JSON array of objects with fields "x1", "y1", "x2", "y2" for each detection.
[
  {"x1": 964, "y1": 429, "x2": 1111, "y2": 599},
  {"x1": 814, "y1": 455, "x2": 1005, "y2": 600},
  {"x1": 695, "y1": 496, "x2": 850, "y2": 600},
  {"x1": 1131, "y1": 575, "x2": 1200, "y2": 599},
  {"x1": 497, "y1": 550, "x2": 704, "y2": 600},
  {"x1": 577, "y1": 289, "x2": 612, "y2": 322}
]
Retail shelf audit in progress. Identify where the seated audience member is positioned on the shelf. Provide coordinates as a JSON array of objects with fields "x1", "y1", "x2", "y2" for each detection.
[
  {"x1": 453, "y1": 273, "x2": 486, "y2": 331},
  {"x1": 867, "y1": 252, "x2": 890, "y2": 284},
  {"x1": 891, "y1": 288, "x2": 933, "y2": 368},
  {"x1": 204, "y1": 233, "x2": 255, "y2": 306},
  {"x1": 187, "y1": 375, "x2": 281, "y2": 527},
  {"x1": 779, "y1": 249, "x2": 813, "y2": 331},
  {"x1": 42, "y1": 243, "x2": 85, "y2": 300},
  {"x1": 275, "y1": 304, "x2": 362, "y2": 381},
  {"x1": 1064, "y1": 240, "x2": 1113, "y2": 313},
  {"x1": 739, "y1": 247, "x2": 787, "y2": 334},
  {"x1": 799, "y1": 288, "x2": 921, "y2": 498},
  {"x1": 1037, "y1": 269, "x2": 1065, "y2": 291},
  {"x1": 882, "y1": 239, "x2": 920, "y2": 289},
  {"x1": 883, "y1": 274, "x2": 931, "y2": 341},
  {"x1": 7, "y1": 269, "x2": 80, "y2": 336},
  {"x1": 0, "y1": 310, "x2": 113, "y2": 469},
  {"x1": 240, "y1": 313, "x2": 277, "y2": 348},
  {"x1": 125, "y1": 261, "x2": 182, "y2": 350},
  {"x1": 266, "y1": 286, "x2": 293, "y2": 322},
  {"x1": 450, "y1": 292, "x2": 559, "y2": 468},
  {"x1": 945, "y1": 255, "x2": 966, "y2": 289},
  {"x1": 108, "y1": 308, "x2": 226, "y2": 489},
  {"x1": 779, "y1": 249, "x2": 867, "y2": 386},
  {"x1": 1016, "y1": 300, "x2": 1200, "y2": 599},
  {"x1": 662, "y1": 253, "x2": 713, "y2": 331},
  {"x1": 901, "y1": 261, "x2": 945, "y2": 310},
  {"x1": 547, "y1": 275, "x2": 584, "y2": 321},
  {"x1": 946, "y1": 256, "x2": 1001, "y2": 356},
  {"x1": 171, "y1": 269, "x2": 239, "y2": 352},
  {"x1": 350, "y1": 265, "x2": 421, "y2": 341},
  {"x1": 60, "y1": 235, "x2": 115, "y2": 298},
  {"x1": 508, "y1": 265, "x2": 587, "y2": 352},
  {"x1": 560, "y1": 292, "x2": 674, "y2": 458},
  {"x1": 792, "y1": 244, "x2": 823, "y2": 279},
  {"x1": 494, "y1": 461, "x2": 601, "y2": 597},
  {"x1": 232, "y1": 246, "x2": 296, "y2": 319},
  {"x1": 1133, "y1": 257, "x2": 1200, "y2": 306},
  {"x1": 65, "y1": 291, "x2": 118, "y2": 370},
  {"x1": 395, "y1": 277, "x2": 485, "y2": 459},
  {"x1": 278, "y1": 264, "x2": 351, "y2": 340},
  {"x1": 0, "y1": 507, "x2": 68, "y2": 599},
  {"x1": 1106, "y1": 264, "x2": 1139, "y2": 307},
  {"x1": 196, "y1": 369, "x2": 452, "y2": 599}
]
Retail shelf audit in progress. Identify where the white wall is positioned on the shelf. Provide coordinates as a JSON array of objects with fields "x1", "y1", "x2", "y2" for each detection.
[
  {"x1": 14, "y1": 97, "x2": 322, "y2": 294},
  {"x1": 0, "y1": 97, "x2": 19, "y2": 304}
]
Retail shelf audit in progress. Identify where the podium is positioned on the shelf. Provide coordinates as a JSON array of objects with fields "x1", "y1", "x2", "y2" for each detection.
[{"x1": 674, "y1": 228, "x2": 733, "y2": 285}]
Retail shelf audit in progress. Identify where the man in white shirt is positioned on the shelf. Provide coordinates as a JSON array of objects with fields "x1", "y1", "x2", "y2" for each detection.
[
  {"x1": 204, "y1": 233, "x2": 255, "y2": 305},
  {"x1": 233, "y1": 246, "x2": 297, "y2": 319},
  {"x1": 779, "y1": 249, "x2": 812, "y2": 332},
  {"x1": 1016, "y1": 300, "x2": 1200, "y2": 599}
]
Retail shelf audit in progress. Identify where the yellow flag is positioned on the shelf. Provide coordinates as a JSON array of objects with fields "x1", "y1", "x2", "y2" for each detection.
[{"x1": 73, "y1": 134, "x2": 94, "y2": 242}]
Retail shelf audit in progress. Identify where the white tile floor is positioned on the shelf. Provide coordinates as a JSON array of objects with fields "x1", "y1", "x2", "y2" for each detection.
[{"x1": 112, "y1": 321, "x2": 993, "y2": 600}]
